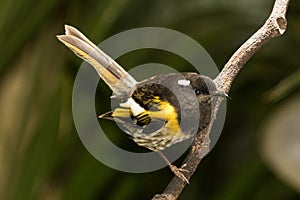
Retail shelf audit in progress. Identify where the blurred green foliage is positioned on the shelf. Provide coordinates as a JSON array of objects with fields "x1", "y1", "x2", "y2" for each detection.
[{"x1": 0, "y1": 0, "x2": 300, "y2": 199}]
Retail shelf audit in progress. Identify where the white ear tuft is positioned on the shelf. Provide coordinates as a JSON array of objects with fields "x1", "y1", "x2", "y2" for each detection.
[{"x1": 177, "y1": 79, "x2": 190, "y2": 86}]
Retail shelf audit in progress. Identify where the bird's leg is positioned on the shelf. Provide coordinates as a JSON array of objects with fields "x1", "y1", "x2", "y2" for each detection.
[{"x1": 157, "y1": 151, "x2": 189, "y2": 184}]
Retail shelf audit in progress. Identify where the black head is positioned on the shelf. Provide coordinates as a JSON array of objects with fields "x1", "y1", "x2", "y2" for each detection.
[{"x1": 181, "y1": 72, "x2": 217, "y2": 98}]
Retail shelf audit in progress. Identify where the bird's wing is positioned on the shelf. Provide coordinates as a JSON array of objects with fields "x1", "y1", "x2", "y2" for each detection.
[{"x1": 57, "y1": 25, "x2": 137, "y2": 96}]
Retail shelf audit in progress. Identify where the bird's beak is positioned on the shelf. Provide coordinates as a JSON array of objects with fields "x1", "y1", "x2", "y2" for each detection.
[{"x1": 211, "y1": 91, "x2": 230, "y2": 99}]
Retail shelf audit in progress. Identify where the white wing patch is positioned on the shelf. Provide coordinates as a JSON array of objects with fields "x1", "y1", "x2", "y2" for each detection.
[
  {"x1": 177, "y1": 79, "x2": 190, "y2": 86},
  {"x1": 120, "y1": 98, "x2": 145, "y2": 116}
]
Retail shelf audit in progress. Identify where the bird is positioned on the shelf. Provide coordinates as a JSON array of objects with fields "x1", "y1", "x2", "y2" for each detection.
[{"x1": 57, "y1": 25, "x2": 219, "y2": 183}]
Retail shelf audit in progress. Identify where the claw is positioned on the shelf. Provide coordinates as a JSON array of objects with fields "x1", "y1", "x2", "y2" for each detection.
[
  {"x1": 157, "y1": 151, "x2": 190, "y2": 184},
  {"x1": 169, "y1": 164, "x2": 189, "y2": 184}
]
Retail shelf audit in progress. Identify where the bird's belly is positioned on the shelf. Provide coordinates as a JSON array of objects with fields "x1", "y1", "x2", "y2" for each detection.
[{"x1": 132, "y1": 128, "x2": 190, "y2": 151}]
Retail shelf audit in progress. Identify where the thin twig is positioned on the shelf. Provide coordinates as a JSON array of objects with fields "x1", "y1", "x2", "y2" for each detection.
[
  {"x1": 214, "y1": 0, "x2": 290, "y2": 93},
  {"x1": 152, "y1": 0, "x2": 290, "y2": 199}
]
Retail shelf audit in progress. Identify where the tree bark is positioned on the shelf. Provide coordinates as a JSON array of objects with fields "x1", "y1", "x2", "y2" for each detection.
[{"x1": 152, "y1": 0, "x2": 290, "y2": 199}]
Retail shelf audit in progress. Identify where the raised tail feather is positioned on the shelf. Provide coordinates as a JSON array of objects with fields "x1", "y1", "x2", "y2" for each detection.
[{"x1": 57, "y1": 25, "x2": 137, "y2": 96}]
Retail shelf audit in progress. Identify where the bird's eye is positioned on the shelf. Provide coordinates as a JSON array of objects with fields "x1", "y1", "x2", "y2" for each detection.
[{"x1": 194, "y1": 89, "x2": 202, "y2": 95}]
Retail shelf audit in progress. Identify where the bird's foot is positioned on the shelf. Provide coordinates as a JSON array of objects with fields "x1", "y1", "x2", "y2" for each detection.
[{"x1": 169, "y1": 164, "x2": 189, "y2": 184}]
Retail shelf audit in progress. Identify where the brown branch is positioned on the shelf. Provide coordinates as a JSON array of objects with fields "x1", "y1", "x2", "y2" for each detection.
[
  {"x1": 214, "y1": 0, "x2": 289, "y2": 93},
  {"x1": 152, "y1": 0, "x2": 290, "y2": 199}
]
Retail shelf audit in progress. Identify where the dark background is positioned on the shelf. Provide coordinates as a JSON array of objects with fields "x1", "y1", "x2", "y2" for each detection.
[{"x1": 1, "y1": 0, "x2": 300, "y2": 199}]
